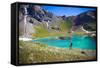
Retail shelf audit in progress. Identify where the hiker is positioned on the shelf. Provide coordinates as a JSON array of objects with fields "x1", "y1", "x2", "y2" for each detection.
[{"x1": 69, "y1": 42, "x2": 73, "y2": 49}]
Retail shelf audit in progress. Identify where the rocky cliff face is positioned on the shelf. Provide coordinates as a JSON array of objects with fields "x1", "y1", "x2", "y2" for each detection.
[
  {"x1": 19, "y1": 5, "x2": 64, "y2": 37},
  {"x1": 19, "y1": 5, "x2": 36, "y2": 38},
  {"x1": 26, "y1": 5, "x2": 61, "y2": 23}
]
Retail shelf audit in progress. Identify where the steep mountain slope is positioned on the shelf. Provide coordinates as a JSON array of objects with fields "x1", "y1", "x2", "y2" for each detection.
[{"x1": 73, "y1": 10, "x2": 96, "y2": 31}]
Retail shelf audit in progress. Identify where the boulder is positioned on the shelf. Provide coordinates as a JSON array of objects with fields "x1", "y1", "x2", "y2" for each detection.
[{"x1": 58, "y1": 36, "x2": 66, "y2": 40}]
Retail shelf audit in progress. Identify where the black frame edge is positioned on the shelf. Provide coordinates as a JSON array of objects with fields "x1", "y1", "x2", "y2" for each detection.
[{"x1": 11, "y1": 2, "x2": 19, "y2": 66}]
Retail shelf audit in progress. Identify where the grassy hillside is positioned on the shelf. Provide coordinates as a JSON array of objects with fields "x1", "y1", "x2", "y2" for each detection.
[{"x1": 32, "y1": 20, "x2": 73, "y2": 38}]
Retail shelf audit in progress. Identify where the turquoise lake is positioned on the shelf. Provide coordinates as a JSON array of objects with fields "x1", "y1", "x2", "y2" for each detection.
[{"x1": 32, "y1": 35, "x2": 96, "y2": 50}]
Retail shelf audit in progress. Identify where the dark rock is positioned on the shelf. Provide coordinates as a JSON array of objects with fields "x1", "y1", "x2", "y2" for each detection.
[
  {"x1": 61, "y1": 15, "x2": 67, "y2": 20},
  {"x1": 81, "y1": 51, "x2": 87, "y2": 55},
  {"x1": 58, "y1": 36, "x2": 66, "y2": 40}
]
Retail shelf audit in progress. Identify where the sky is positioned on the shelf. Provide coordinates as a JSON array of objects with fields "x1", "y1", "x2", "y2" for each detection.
[{"x1": 43, "y1": 6, "x2": 96, "y2": 17}]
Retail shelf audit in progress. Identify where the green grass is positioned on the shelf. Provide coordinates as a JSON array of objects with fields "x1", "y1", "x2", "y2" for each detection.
[
  {"x1": 60, "y1": 20, "x2": 72, "y2": 31},
  {"x1": 33, "y1": 23, "x2": 50, "y2": 38},
  {"x1": 19, "y1": 41, "x2": 96, "y2": 64},
  {"x1": 32, "y1": 20, "x2": 73, "y2": 38}
]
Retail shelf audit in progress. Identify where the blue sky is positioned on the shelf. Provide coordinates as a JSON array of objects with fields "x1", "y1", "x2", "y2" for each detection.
[{"x1": 43, "y1": 6, "x2": 96, "y2": 17}]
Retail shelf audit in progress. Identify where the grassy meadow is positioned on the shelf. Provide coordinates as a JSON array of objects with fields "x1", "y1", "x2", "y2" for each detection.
[{"x1": 19, "y1": 41, "x2": 96, "y2": 64}]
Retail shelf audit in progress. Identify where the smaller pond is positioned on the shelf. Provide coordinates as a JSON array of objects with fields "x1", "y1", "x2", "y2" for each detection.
[{"x1": 32, "y1": 35, "x2": 96, "y2": 50}]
